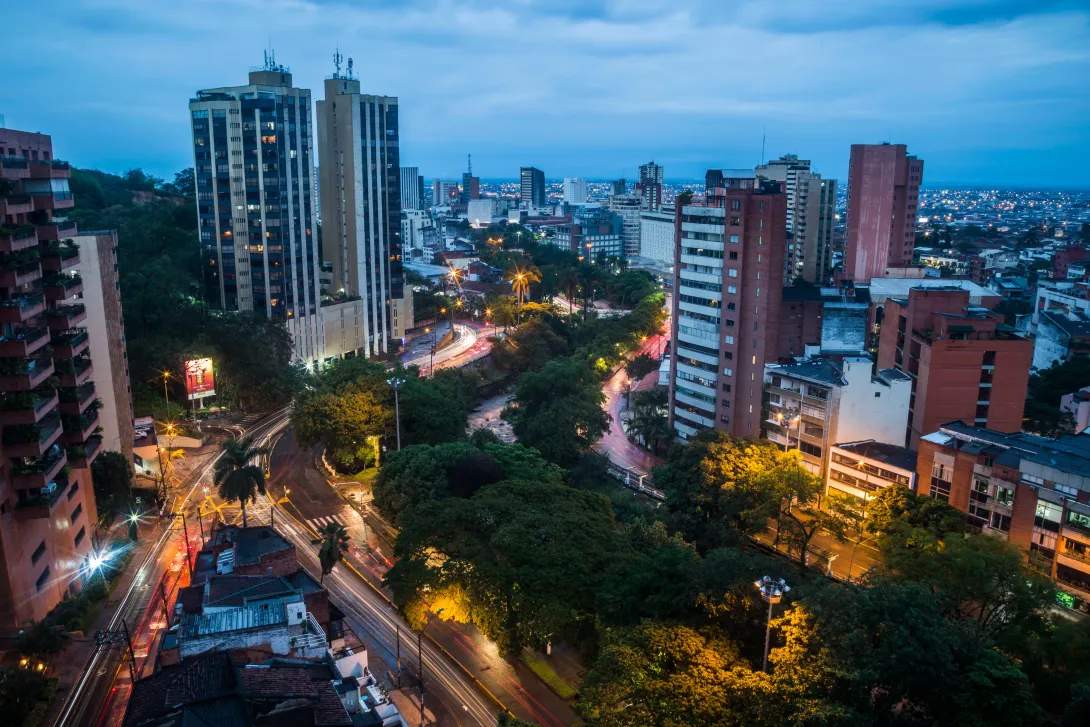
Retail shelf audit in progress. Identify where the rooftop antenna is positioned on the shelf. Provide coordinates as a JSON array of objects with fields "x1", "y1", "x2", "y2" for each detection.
[
  {"x1": 760, "y1": 129, "x2": 766, "y2": 166},
  {"x1": 333, "y1": 48, "x2": 342, "y2": 78},
  {"x1": 346, "y1": 56, "x2": 354, "y2": 80},
  {"x1": 468, "y1": 154, "x2": 472, "y2": 176}
]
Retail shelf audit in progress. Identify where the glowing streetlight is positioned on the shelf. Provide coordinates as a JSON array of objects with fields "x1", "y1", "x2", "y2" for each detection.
[{"x1": 755, "y1": 576, "x2": 790, "y2": 672}]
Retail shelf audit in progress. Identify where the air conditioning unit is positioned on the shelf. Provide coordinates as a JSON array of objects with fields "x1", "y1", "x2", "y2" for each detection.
[{"x1": 286, "y1": 601, "x2": 305, "y2": 625}]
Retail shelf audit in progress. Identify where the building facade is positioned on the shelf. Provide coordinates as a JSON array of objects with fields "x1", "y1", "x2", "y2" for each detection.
[
  {"x1": 877, "y1": 287, "x2": 1031, "y2": 449},
  {"x1": 316, "y1": 70, "x2": 405, "y2": 358},
  {"x1": 460, "y1": 172, "x2": 480, "y2": 203},
  {"x1": 0, "y1": 128, "x2": 105, "y2": 628},
  {"x1": 667, "y1": 171, "x2": 786, "y2": 440},
  {"x1": 562, "y1": 177, "x2": 587, "y2": 205},
  {"x1": 843, "y1": 143, "x2": 923, "y2": 282},
  {"x1": 639, "y1": 209, "x2": 676, "y2": 266},
  {"x1": 399, "y1": 166, "x2": 423, "y2": 210},
  {"x1": 554, "y1": 209, "x2": 623, "y2": 260},
  {"x1": 520, "y1": 167, "x2": 545, "y2": 208},
  {"x1": 1032, "y1": 310, "x2": 1090, "y2": 372},
  {"x1": 431, "y1": 180, "x2": 458, "y2": 207},
  {"x1": 189, "y1": 59, "x2": 322, "y2": 362},
  {"x1": 608, "y1": 193, "x2": 643, "y2": 259},
  {"x1": 800, "y1": 176, "x2": 837, "y2": 284},
  {"x1": 826, "y1": 440, "x2": 918, "y2": 505}
]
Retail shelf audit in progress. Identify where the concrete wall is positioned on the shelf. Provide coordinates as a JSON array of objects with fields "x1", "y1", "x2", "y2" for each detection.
[{"x1": 832, "y1": 358, "x2": 911, "y2": 447}]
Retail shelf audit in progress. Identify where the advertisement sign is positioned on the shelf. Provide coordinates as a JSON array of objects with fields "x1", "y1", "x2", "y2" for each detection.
[{"x1": 184, "y1": 358, "x2": 216, "y2": 400}]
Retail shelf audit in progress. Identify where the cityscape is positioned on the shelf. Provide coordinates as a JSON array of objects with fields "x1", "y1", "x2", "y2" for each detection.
[{"x1": 2, "y1": 3, "x2": 1090, "y2": 727}]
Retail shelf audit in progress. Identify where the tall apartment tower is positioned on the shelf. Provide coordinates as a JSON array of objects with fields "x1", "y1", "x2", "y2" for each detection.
[
  {"x1": 637, "y1": 161, "x2": 664, "y2": 211},
  {"x1": 189, "y1": 56, "x2": 322, "y2": 361},
  {"x1": 844, "y1": 143, "x2": 923, "y2": 282},
  {"x1": 400, "y1": 166, "x2": 424, "y2": 210},
  {"x1": 754, "y1": 154, "x2": 836, "y2": 284},
  {"x1": 608, "y1": 193, "x2": 643, "y2": 259},
  {"x1": 520, "y1": 167, "x2": 545, "y2": 208},
  {"x1": 562, "y1": 177, "x2": 587, "y2": 204},
  {"x1": 639, "y1": 161, "x2": 664, "y2": 185},
  {"x1": 431, "y1": 180, "x2": 458, "y2": 207},
  {"x1": 668, "y1": 170, "x2": 787, "y2": 441},
  {"x1": 316, "y1": 63, "x2": 405, "y2": 357},
  {"x1": 0, "y1": 128, "x2": 106, "y2": 628}
]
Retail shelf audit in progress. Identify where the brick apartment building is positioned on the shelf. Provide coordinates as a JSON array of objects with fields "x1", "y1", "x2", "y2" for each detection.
[
  {"x1": 0, "y1": 128, "x2": 104, "y2": 628},
  {"x1": 667, "y1": 170, "x2": 786, "y2": 440},
  {"x1": 877, "y1": 287, "x2": 1032, "y2": 449},
  {"x1": 918, "y1": 422, "x2": 1090, "y2": 610}
]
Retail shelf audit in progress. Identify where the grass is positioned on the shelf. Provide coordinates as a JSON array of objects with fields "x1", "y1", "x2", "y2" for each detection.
[
  {"x1": 521, "y1": 648, "x2": 578, "y2": 700},
  {"x1": 353, "y1": 468, "x2": 379, "y2": 486}
]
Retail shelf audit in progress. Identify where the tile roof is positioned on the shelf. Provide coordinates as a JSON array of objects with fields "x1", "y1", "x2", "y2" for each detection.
[
  {"x1": 123, "y1": 652, "x2": 238, "y2": 727},
  {"x1": 228, "y1": 526, "x2": 292, "y2": 566},
  {"x1": 180, "y1": 602, "x2": 286, "y2": 638},
  {"x1": 239, "y1": 664, "x2": 351, "y2": 727}
]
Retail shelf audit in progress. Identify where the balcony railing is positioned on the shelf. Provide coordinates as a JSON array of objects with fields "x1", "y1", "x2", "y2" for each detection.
[
  {"x1": 0, "y1": 325, "x2": 50, "y2": 356},
  {"x1": 0, "y1": 292, "x2": 45, "y2": 322},
  {"x1": 67, "y1": 434, "x2": 102, "y2": 468}
]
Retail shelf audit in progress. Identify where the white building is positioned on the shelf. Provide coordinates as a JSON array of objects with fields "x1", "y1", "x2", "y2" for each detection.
[
  {"x1": 1032, "y1": 310, "x2": 1090, "y2": 372},
  {"x1": 1032, "y1": 281, "x2": 1090, "y2": 327},
  {"x1": 431, "y1": 180, "x2": 458, "y2": 207},
  {"x1": 608, "y1": 193, "x2": 643, "y2": 258},
  {"x1": 400, "y1": 166, "x2": 423, "y2": 210},
  {"x1": 562, "y1": 177, "x2": 588, "y2": 204},
  {"x1": 826, "y1": 440, "x2": 918, "y2": 504},
  {"x1": 401, "y1": 209, "x2": 436, "y2": 261},
  {"x1": 639, "y1": 209, "x2": 675, "y2": 266},
  {"x1": 754, "y1": 155, "x2": 836, "y2": 284},
  {"x1": 467, "y1": 198, "x2": 504, "y2": 227},
  {"x1": 763, "y1": 356, "x2": 912, "y2": 475}
]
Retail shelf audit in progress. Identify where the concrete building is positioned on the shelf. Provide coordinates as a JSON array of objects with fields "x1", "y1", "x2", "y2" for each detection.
[
  {"x1": 778, "y1": 286, "x2": 870, "y2": 360},
  {"x1": 917, "y1": 422, "x2": 1090, "y2": 611},
  {"x1": 399, "y1": 166, "x2": 424, "y2": 210},
  {"x1": 562, "y1": 177, "x2": 588, "y2": 204},
  {"x1": 608, "y1": 193, "x2": 643, "y2": 258},
  {"x1": 826, "y1": 440, "x2": 918, "y2": 504},
  {"x1": 460, "y1": 172, "x2": 480, "y2": 204},
  {"x1": 667, "y1": 170, "x2": 786, "y2": 440},
  {"x1": 316, "y1": 65, "x2": 406, "y2": 359},
  {"x1": 1033, "y1": 310, "x2": 1090, "y2": 372},
  {"x1": 800, "y1": 176, "x2": 837, "y2": 284},
  {"x1": 467, "y1": 198, "x2": 504, "y2": 227},
  {"x1": 843, "y1": 144, "x2": 923, "y2": 282},
  {"x1": 877, "y1": 287, "x2": 1032, "y2": 449},
  {"x1": 400, "y1": 209, "x2": 436, "y2": 261},
  {"x1": 755, "y1": 154, "x2": 810, "y2": 235},
  {"x1": 1032, "y1": 281, "x2": 1090, "y2": 327},
  {"x1": 520, "y1": 166, "x2": 545, "y2": 208},
  {"x1": 72, "y1": 231, "x2": 134, "y2": 460},
  {"x1": 1061, "y1": 387, "x2": 1090, "y2": 433},
  {"x1": 189, "y1": 57, "x2": 323, "y2": 363},
  {"x1": 431, "y1": 180, "x2": 458, "y2": 207},
  {"x1": 554, "y1": 208, "x2": 623, "y2": 260},
  {"x1": 639, "y1": 209, "x2": 676, "y2": 266},
  {"x1": 763, "y1": 356, "x2": 912, "y2": 475},
  {"x1": 639, "y1": 161, "x2": 664, "y2": 185},
  {"x1": 0, "y1": 127, "x2": 104, "y2": 628}
]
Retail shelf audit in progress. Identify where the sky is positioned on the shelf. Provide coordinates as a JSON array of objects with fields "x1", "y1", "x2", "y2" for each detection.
[{"x1": 3, "y1": 0, "x2": 1089, "y2": 188}]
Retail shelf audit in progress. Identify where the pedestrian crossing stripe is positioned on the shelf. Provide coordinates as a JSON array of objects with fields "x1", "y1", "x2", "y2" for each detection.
[{"x1": 308, "y1": 515, "x2": 348, "y2": 532}]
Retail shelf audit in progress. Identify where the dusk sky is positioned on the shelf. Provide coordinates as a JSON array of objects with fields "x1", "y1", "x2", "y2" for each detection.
[{"x1": 4, "y1": 0, "x2": 1089, "y2": 187}]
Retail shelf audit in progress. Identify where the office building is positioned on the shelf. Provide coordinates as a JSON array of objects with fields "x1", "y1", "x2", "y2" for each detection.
[
  {"x1": 316, "y1": 62, "x2": 405, "y2": 358},
  {"x1": 399, "y1": 166, "x2": 424, "y2": 210},
  {"x1": 189, "y1": 56, "x2": 323, "y2": 363},
  {"x1": 843, "y1": 143, "x2": 924, "y2": 282},
  {"x1": 554, "y1": 208, "x2": 623, "y2": 261},
  {"x1": 431, "y1": 179, "x2": 458, "y2": 207},
  {"x1": 639, "y1": 209, "x2": 676, "y2": 266},
  {"x1": 608, "y1": 193, "x2": 643, "y2": 259},
  {"x1": 877, "y1": 287, "x2": 1032, "y2": 449},
  {"x1": 73, "y1": 231, "x2": 134, "y2": 460},
  {"x1": 0, "y1": 127, "x2": 105, "y2": 628},
  {"x1": 917, "y1": 422, "x2": 1090, "y2": 609},
  {"x1": 667, "y1": 170, "x2": 787, "y2": 440},
  {"x1": 460, "y1": 172, "x2": 480, "y2": 203},
  {"x1": 520, "y1": 166, "x2": 545, "y2": 208},
  {"x1": 562, "y1": 177, "x2": 587, "y2": 204},
  {"x1": 763, "y1": 356, "x2": 912, "y2": 476}
]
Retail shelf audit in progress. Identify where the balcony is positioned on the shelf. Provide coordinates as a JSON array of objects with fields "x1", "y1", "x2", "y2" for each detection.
[
  {"x1": 44, "y1": 303, "x2": 87, "y2": 330},
  {"x1": 0, "y1": 390, "x2": 59, "y2": 425},
  {"x1": 29, "y1": 159, "x2": 70, "y2": 179},
  {"x1": 1, "y1": 195, "x2": 33, "y2": 216},
  {"x1": 0, "y1": 260, "x2": 43, "y2": 288},
  {"x1": 55, "y1": 356, "x2": 92, "y2": 387},
  {"x1": 0, "y1": 292, "x2": 45, "y2": 323},
  {"x1": 43, "y1": 273, "x2": 83, "y2": 302},
  {"x1": 3, "y1": 413, "x2": 63, "y2": 457},
  {"x1": 0, "y1": 325, "x2": 50, "y2": 357},
  {"x1": 11, "y1": 444, "x2": 67, "y2": 488},
  {"x1": 14, "y1": 476, "x2": 71, "y2": 522},
  {"x1": 36, "y1": 218, "x2": 77, "y2": 242},
  {"x1": 0, "y1": 157, "x2": 30, "y2": 180},
  {"x1": 0, "y1": 225, "x2": 38, "y2": 253},
  {"x1": 67, "y1": 435, "x2": 102, "y2": 469},
  {"x1": 51, "y1": 329, "x2": 89, "y2": 358},
  {"x1": 58, "y1": 382, "x2": 96, "y2": 415},
  {"x1": 39, "y1": 241, "x2": 79, "y2": 272},
  {"x1": 0, "y1": 353, "x2": 54, "y2": 391},
  {"x1": 61, "y1": 409, "x2": 99, "y2": 445},
  {"x1": 31, "y1": 189, "x2": 74, "y2": 212}
]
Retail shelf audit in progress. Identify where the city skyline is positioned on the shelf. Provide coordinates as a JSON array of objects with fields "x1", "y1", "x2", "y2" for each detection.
[{"x1": 3, "y1": 0, "x2": 1089, "y2": 187}]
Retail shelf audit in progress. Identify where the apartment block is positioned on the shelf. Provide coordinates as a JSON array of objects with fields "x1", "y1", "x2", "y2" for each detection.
[
  {"x1": 826, "y1": 440, "x2": 918, "y2": 504},
  {"x1": 608, "y1": 193, "x2": 643, "y2": 258},
  {"x1": 562, "y1": 177, "x2": 587, "y2": 204},
  {"x1": 520, "y1": 166, "x2": 545, "y2": 208},
  {"x1": 918, "y1": 422, "x2": 1090, "y2": 612},
  {"x1": 1032, "y1": 310, "x2": 1090, "y2": 372},
  {"x1": 667, "y1": 170, "x2": 786, "y2": 440},
  {"x1": 777, "y1": 285, "x2": 869, "y2": 360},
  {"x1": 877, "y1": 287, "x2": 1032, "y2": 449},
  {"x1": 431, "y1": 180, "x2": 458, "y2": 207},
  {"x1": 554, "y1": 208, "x2": 623, "y2": 260},
  {"x1": 844, "y1": 143, "x2": 923, "y2": 282},
  {"x1": 763, "y1": 356, "x2": 912, "y2": 475},
  {"x1": 639, "y1": 209, "x2": 676, "y2": 266},
  {"x1": 0, "y1": 128, "x2": 104, "y2": 628},
  {"x1": 460, "y1": 172, "x2": 480, "y2": 203}
]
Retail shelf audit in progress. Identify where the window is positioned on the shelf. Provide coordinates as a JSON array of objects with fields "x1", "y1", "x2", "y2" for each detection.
[
  {"x1": 74, "y1": 527, "x2": 86, "y2": 547},
  {"x1": 68, "y1": 482, "x2": 79, "y2": 500},
  {"x1": 728, "y1": 251, "x2": 739, "y2": 260},
  {"x1": 1054, "y1": 483, "x2": 1078, "y2": 498},
  {"x1": 1022, "y1": 473, "x2": 1044, "y2": 487},
  {"x1": 723, "y1": 335, "x2": 734, "y2": 345},
  {"x1": 730, "y1": 216, "x2": 740, "y2": 226},
  {"x1": 995, "y1": 486, "x2": 1014, "y2": 506},
  {"x1": 70, "y1": 503, "x2": 82, "y2": 524},
  {"x1": 35, "y1": 567, "x2": 50, "y2": 593},
  {"x1": 31, "y1": 541, "x2": 46, "y2": 565},
  {"x1": 726, "y1": 286, "x2": 737, "y2": 294},
  {"x1": 723, "y1": 368, "x2": 733, "y2": 377},
  {"x1": 799, "y1": 440, "x2": 822, "y2": 458},
  {"x1": 729, "y1": 234, "x2": 739, "y2": 244},
  {"x1": 730, "y1": 199, "x2": 740, "y2": 211},
  {"x1": 722, "y1": 383, "x2": 732, "y2": 392},
  {"x1": 990, "y1": 511, "x2": 1011, "y2": 532},
  {"x1": 728, "y1": 269, "x2": 738, "y2": 278},
  {"x1": 874, "y1": 391, "x2": 881, "y2": 398}
]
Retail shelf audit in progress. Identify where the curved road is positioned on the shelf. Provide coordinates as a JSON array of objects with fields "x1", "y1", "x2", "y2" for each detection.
[{"x1": 402, "y1": 321, "x2": 488, "y2": 375}]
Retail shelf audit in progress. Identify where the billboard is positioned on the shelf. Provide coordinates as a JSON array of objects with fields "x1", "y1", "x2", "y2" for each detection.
[{"x1": 184, "y1": 358, "x2": 216, "y2": 401}]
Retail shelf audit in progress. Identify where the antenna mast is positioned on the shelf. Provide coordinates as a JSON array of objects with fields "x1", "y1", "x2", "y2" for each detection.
[
  {"x1": 333, "y1": 48, "x2": 342, "y2": 78},
  {"x1": 467, "y1": 154, "x2": 472, "y2": 176}
]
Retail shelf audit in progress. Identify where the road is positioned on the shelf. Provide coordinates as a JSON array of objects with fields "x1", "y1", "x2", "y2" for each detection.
[
  {"x1": 402, "y1": 321, "x2": 489, "y2": 375},
  {"x1": 265, "y1": 429, "x2": 579, "y2": 727}
]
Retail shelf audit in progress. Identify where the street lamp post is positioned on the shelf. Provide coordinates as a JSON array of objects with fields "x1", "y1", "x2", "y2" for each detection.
[
  {"x1": 271, "y1": 488, "x2": 290, "y2": 529},
  {"x1": 755, "y1": 576, "x2": 789, "y2": 673},
  {"x1": 387, "y1": 377, "x2": 404, "y2": 450}
]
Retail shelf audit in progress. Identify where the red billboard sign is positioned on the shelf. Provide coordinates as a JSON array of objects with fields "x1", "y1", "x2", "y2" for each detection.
[{"x1": 184, "y1": 358, "x2": 215, "y2": 400}]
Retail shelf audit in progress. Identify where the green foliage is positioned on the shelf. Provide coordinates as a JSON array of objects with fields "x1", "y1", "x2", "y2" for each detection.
[
  {"x1": 864, "y1": 483, "x2": 965, "y2": 544},
  {"x1": 497, "y1": 714, "x2": 538, "y2": 727},
  {"x1": 15, "y1": 620, "x2": 71, "y2": 660},
  {"x1": 90, "y1": 450, "x2": 134, "y2": 518},
  {"x1": 627, "y1": 388, "x2": 670, "y2": 455},
  {"x1": 623, "y1": 352, "x2": 659, "y2": 380},
  {"x1": 0, "y1": 666, "x2": 52, "y2": 727},
  {"x1": 213, "y1": 437, "x2": 268, "y2": 527},
  {"x1": 491, "y1": 316, "x2": 571, "y2": 374},
  {"x1": 318, "y1": 521, "x2": 350, "y2": 584},
  {"x1": 1025, "y1": 355, "x2": 1090, "y2": 436}
]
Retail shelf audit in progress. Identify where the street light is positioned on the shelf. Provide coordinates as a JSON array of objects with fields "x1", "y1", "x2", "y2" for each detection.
[
  {"x1": 754, "y1": 576, "x2": 789, "y2": 673},
  {"x1": 388, "y1": 377, "x2": 404, "y2": 450},
  {"x1": 271, "y1": 488, "x2": 291, "y2": 530}
]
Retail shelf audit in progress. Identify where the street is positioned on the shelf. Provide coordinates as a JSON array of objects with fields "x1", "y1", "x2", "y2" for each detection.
[{"x1": 402, "y1": 321, "x2": 490, "y2": 375}]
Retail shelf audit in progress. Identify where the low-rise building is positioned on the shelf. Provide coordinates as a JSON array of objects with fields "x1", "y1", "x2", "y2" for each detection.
[
  {"x1": 826, "y1": 440, "x2": 918, "y2": 503},
  {"x1": 1061, "y1": 386, "x2": 1090, "y2": 433},
  {"x1": 1032, "y1": 280, "x2": 1090, "y2": 327},
  {"x1": 1032, "y1": 310, "x2": 1090, "y2": 372}
]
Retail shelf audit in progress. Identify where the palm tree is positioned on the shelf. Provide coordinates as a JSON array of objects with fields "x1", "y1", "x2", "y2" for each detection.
[
  {"x1": 318, "y1": 521, "x2": 350, "y2": 584},
  {"x1": 213, "y1": 436, "x2": 269, "y2": 528},
  {"x1": 561, "y1": 267, "x2": 581, "y2": 317},
  {"x1": 506, "y1": 264, "x2": 542, "y2": 324}
]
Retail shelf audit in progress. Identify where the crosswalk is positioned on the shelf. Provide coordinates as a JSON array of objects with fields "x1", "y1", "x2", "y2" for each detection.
[{"x1": 307, "y1": 515, "x2": 350, "y2": 532}]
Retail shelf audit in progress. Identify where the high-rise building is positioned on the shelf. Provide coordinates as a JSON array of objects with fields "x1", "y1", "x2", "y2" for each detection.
[
  {"x1": 610, "y1": 178, "x2": 626, "y2": 196},
  {"x1": 431, "y1": 180, "x2": 458, "y2": 207},
  {"x1": 844, "y1": 143, "x2": 924, "y2": 282},
  {"x1": 554, "y1": 208, "x2": 623, "y2": 260},
  {"x1": 608, "y1": 193, "x2": 642, "y2": 258},
  {"x1": 460, "y1": 172, "x2": 480, "y2": 204},
  {"x1": 316, "y1": 64, "x2": 405, "y2": 358},
  {"x1": 520, "y1": 167, "x2": 545, "y2": 208},
  {"x1": 667, "y1": 170, "x2": 787, "y2": 441},
  {"x1": 754, "y1": 155, "x2": 836, "y2": 284},
  {"x1": 876, "y1": 287, "x2": 1031, "y2": 449},
  {"x1": 639, "y1": 208, "x2": 676, "y2": 265},
  {"x1": 0, "y1": 127, "x2": 106, "y2": 628},
  {"x1": 639, "y1": 161, "x2": 664, "y2": 185},
  {"x1": 637, "y1": 161, "x2": 664, "y2": 212},
  {"x1": 189, "y1": 56, "x2": 322, "y2": 362},
  {"x1": 562, "y1": 177, "x2": 587, "y2": 204},
  {"x1": 400, "y1": 166, "x2": 424, "y2": 210}
]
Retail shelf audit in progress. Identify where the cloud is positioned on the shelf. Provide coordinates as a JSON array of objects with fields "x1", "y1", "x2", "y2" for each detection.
[{"x1": 0, "y1": 0, "x2": 1087, "y2": 186}]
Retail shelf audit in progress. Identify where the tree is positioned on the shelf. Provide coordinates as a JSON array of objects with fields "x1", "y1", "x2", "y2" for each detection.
[
  {"x1": 213, "y1": 436, "x2": 268, "y2": 528},
  {"x1": 864, "y1": 483, "x2": 964, "y2": 545},
  {"x1": 627, "y1": 388, "x2": 669, "y2": 455},
  {"x1": 318, "y1": 521, "x2": 350, "y2": 584},
  {"x1": 490, "y1": 316, "x2": 570, "y2": 374},
  {"x1": 372, "y1": 443, "x2": 476, "y2": 526},
  {"x1": 624, "y1": 352, "x2": 659, "y2": 381},
  {"x1": 15, "y1": 620, "x2": 71, "y2": 662},
  {"x1": 90, "y1": 450, "x2": 134, "y2": 516},
  {"x1": 497, "y1": 714, "x2": 538, "y2": 727},
  {"x1": 0, "y1": 666, "x2": 50, "y2": 727},
  {"x1": 774, "y1": 460, "x2": 846, "y2": 568},
  {"x1": 292, "y1": 385, "x2": 390, "y2": 472},
  {"x1": 1025, "y1": 355, "x2": 1090, "y2": 436}
]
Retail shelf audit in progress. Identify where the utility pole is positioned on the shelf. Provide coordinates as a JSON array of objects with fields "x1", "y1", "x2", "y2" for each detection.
[
  {"x1": 387, "y1": 377, "x2": 404, "y2": 451},
  {"x1": 754, "y1": 576, "x2": 789, "y2": 673},
  {"x1": 417, "y1": 627, "x2": 424, "y2": 723},
  {"x1": 396, "y1": 625, "x2": 402, "y2": 688},
  {"x1": 95, "y1": 621, "x2": 138, "y2": 682}
]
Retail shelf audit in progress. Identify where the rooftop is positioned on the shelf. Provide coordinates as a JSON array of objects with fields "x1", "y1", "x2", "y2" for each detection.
[
  {"x1": 123, "y1": 652, "x2": 238, "y2": 727},
  {"x1": 228, "y1": 526, "x2": 292, "y2": 566},
  {"x1": 865, "y1": 278, "x2": 996, "y2": 302},
  {"x1": 205, "y1": 575, "x2": 299, "y2": 608},
  {"x1": 923, "y1": 422, "x2": 1090, "y2": 479},
  {"x1": 833, "y1": 440, "x2": 919, "y2": 473},
  {"x1": 180, "y1": 602, "x2": 287, "y2": 638},
  {"x1": 1039, "y1": 310, "x2": 1090, "y2": 338},
  {"x1": 782, "y1": 285, "x2": 871, "y2": 305},
  {"x1": 767, "y1": 358, "x2": 845, "y2": 387}
]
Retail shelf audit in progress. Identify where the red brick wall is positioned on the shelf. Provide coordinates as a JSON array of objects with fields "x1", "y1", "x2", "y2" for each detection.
[
  {"x1": 777, "y1": 299, "x2": 824, "y2": 359},
  {"x1": 304, "y1": 589, "x2": 331, "y2": 633},
  {"x1": 234, "y1": 545, "x2": 298, "y2": 577}
]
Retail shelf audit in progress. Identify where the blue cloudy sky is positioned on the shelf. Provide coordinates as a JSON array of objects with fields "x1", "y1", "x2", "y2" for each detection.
[{"x1": 4, "y1": 0, "x2": 1089, "y2": 187}]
